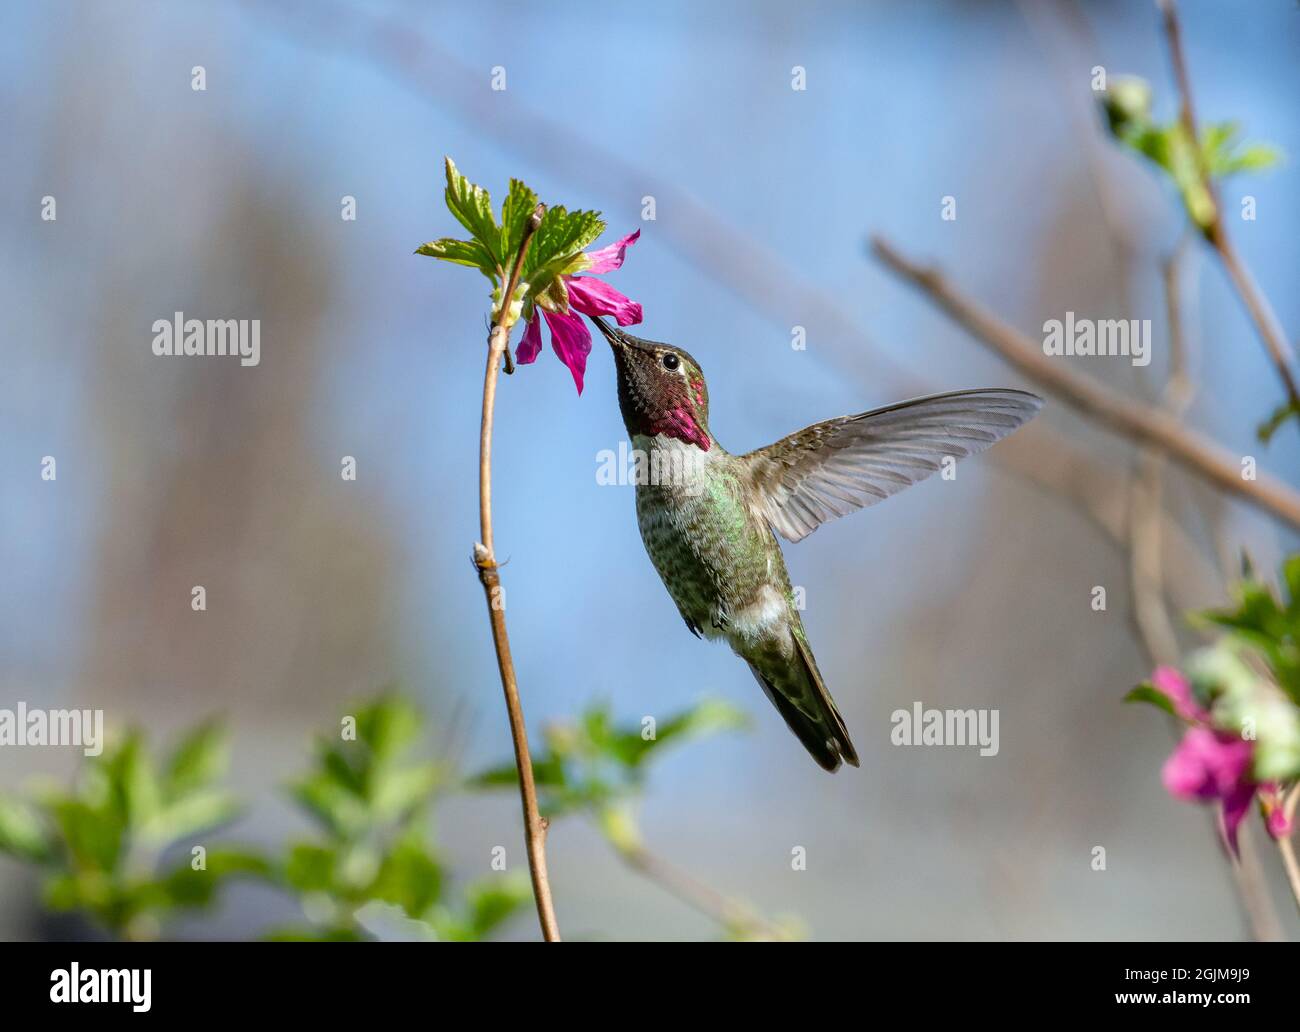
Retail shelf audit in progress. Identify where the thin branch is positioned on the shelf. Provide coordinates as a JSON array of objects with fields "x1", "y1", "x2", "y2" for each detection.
[
  {"x1": 1156, "y1": 0, "x2": 1300, "y2": 416},
  {"x1": 870, "y1": 235, "x2": 1300, "y2": 531},
  {"x1": 613, "y1": 839, "x2": 793, "y2": 941},
  {"x1": 1279, "y1": 784, "x2": 1300, "y2": 918},
  {"x1": 474, "y1": 203, "x2": 561, "y2": 942},
  {"x1": 1128, "y1": 239, "x2": 1195, "y2": 668}
]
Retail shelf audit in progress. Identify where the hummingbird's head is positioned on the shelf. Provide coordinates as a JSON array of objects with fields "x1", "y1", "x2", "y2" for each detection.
[{"x1": 590, "y1": 317, "x2": 712, "y2": 451}]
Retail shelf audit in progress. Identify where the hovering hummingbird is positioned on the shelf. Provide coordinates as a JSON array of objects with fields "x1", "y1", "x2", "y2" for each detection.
[{"x1": 591, "y1": 316, "x2": 1042, "y2": 772}]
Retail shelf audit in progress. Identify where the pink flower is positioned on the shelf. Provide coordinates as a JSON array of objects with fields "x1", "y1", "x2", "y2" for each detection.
[
  {"x1": 1149, "y1": 665, "x2": 1291, "y2": 857},
  {"x1": 1151, "y1": 666, "x2": 1209, "y2": 723},
  {"x1": 1162, "y1": 728, "x2": 1253, "y2": 801},
  {"x1": 516, "y1": 230, "x2": 643, "y2": 394},
  {"x1": 1162, "y1": 727, "x2": 1255, "y2": 854}
]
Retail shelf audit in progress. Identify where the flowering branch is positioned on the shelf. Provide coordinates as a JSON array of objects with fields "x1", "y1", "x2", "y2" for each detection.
[
  {"x1": 1155, "y1": 0, "x2": 1300, "y2": 427},
  {"x1": 419, "y1": 158, "x2": 646, "y2": 941},
  {"x1": 471, "y1": 202, "x2": 561, "y2": 942}
]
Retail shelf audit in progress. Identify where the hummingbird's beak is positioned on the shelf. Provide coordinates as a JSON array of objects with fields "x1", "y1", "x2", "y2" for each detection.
[{"x1": 589, "y1": 315, "x2": 627, "y2": 350}]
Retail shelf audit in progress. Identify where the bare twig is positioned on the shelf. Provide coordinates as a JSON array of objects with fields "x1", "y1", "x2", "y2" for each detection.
[
  {"x1": 613, "y1": 838, "x2": 793, "y2": 941},
  {"x1": 1156, "y1": 0, "x2": 1300, "y2": 416},
  {"x1": 1128, "y1": 239, "x2": 1195, "y2": 668},
  {"x1": 870, "y1": 236, "x2": 1300, "y2": 531},
  {"x1": 474, "y1": 202, "x2": 561, "y2": 941}
]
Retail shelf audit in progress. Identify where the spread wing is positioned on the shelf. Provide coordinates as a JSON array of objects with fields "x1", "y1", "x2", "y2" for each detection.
[{"x1": 741, "y1": 389, "x2": 1042, "y2": 543}]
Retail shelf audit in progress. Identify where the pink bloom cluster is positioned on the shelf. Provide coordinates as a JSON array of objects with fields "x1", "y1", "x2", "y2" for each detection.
[
  {"x1": 1152, "y1": 666, "x2": 1291, "y2": 855},
  {"x1": 516, "y1": 230, "x2": 643, "y2": 394}
]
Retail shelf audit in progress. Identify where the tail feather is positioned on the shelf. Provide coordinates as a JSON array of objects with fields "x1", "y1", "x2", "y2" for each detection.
[{"x1": 746, "y1": 632, "x2": 859, "y2": 773}]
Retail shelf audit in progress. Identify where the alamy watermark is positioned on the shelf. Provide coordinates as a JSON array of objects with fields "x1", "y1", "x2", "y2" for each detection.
[
  {"x1": 50, "y1": 964, "x2": 150, "y2": 1012},
  {"x1": 596, "y1": 441, "x2": 707, "y2": 494},
  {"x1": 152, "y1": 312, "x2": 260, "y2": 367},
  {"x1": 890, "y1": 701, "x2": 999, "y2": 756},
  {"x1": 1043, "y1": 312, "x2": 1151, "y2": 367},
  {"x1": 0, "y1": 702, "x2": 103, "y2": 756}
]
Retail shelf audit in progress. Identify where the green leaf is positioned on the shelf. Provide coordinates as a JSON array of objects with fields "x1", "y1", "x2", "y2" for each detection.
[
  {"x1": 1202, "y1": 121, "x2": 1282, "y2": 177},
  {"x1": 107, "y1": 733, "x2": 162, "y2": 829},
  {"x1": 0, "y1": 796, "x2": 54, "y2": 863},
  {"x1": 612, "y1": 699, "x2": 750, "y2": 767},
  {"x1": 443, "y1": 157, "x2": 502, "y2": 266},
  {"x1": 140, "y1": 789, "x2": 241, "y2": 846},
  {"x1": 158, "y1": 849, "x2": 273, "y2": 908},
  {"x1": 524, "y1": 206, "x2": 605, "y2": 282},
  {"x1": 165, "y1": 721, "x2": 228, "y2": 799},
  {"x1": 320, "y1": 745, "x2": 367, "y2": 798},
  {"x1": 51, "y1": 799, "x2": 123, "y2": 872},
  {"x1": 415, "y1": 238, "x2": 498, "y2": 281},
  {"x1": 369, "y1": 835, "x2": 443, "y2": 918},
  {"x1": 464, "y1": 876, "x2": 530, "y2": 938},
  {"x1": 284, "y1": 842, "x2": 336, "y2": 894},
  {"x1": 290, "y1": 773, "x2": 366, "y2": 838},
  {"x1": 1223, "y1": 143, "x2": 1282, "y2": 173},
  {"x1": 1123, "y1": 683, "x2": 1177, "y2": 717},
  {"x1": 1256, "y1": 399, "x2": 1300, "y2": 444},
  {"x1": 500, "y1": 178, "x2": 540, "y2": 261},
  {"x1": 370, "y1": 762, "x2": 441, "y2": 821},
  {"x1": 1283, "y1": 555, "x2": 1300, "y2": 616},
  {"x1": 468, "y1": 753, "x2": 567, "y2": 791},
  {"x1": 355, "y1": 694, "x2": 423, "y2": 761}
]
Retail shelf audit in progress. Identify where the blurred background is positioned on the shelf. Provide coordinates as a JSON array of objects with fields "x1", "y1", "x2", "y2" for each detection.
[{"x1": 3, "y1": 0, "x2": 1299, "y2": 940}]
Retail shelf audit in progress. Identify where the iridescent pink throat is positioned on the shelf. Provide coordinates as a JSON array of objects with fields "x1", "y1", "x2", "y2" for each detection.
[{"x1": 648, "y1": 406, "x2": 710, "y2": 451}]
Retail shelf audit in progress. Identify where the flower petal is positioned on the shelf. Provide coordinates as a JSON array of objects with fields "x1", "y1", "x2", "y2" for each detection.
[
  {"x1": 566, "y1": 276, "x2": 643, "y2": 327},
  {"x1": 1151, "y1": 665, "x2": 1209, "y2": 723},
  {"x1": 582, "y1": 229, "x2": 640, "y2": 274},
  {"x1": 1161, "y1": 727, "x2": 1252, "y2": 801},
  {"x1": 1259, "y1": 783, "x2": 1293, "y2": 839},
  {"x1": 542, "y1": 309, "x2": 592, "y2": 394},
  {"x1": 1220, "y1": 782, "x2": 1256, "y2": 858},
  {"x1": 515, "y1": 313, "x2": 543, "y2": 365}
]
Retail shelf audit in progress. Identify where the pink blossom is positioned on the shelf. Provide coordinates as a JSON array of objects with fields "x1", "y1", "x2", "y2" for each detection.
[
  {"x1": 1149, "y1": 665, "x2": 1291, "y2": 857},
  {"x1": 516, "y1": 230, "x2": 642, "y2": 394},
  {"x1": 1150, "y1": 666, "x2": 1209, "y2": 723},
  {"x1": 1161, "y1": 728, "x2": 1253, "y2": 802}
]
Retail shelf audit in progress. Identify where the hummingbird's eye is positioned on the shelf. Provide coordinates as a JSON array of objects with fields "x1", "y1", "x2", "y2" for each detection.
[{"x1": 661, "y1": 353, "x2": 680, "y2": 371}]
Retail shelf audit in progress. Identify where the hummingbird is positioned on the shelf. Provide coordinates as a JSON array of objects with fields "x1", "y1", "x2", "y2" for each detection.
[{"x1": 591, "y1": 316, "x2": 1042, "y2": 772}]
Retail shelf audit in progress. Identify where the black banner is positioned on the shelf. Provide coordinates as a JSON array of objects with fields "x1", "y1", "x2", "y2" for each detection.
[{"x1": 0, "y1": 942, "x2": 1291, "y2": 1018}]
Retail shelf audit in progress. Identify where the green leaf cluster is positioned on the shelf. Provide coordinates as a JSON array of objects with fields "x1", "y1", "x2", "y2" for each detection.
[
  {"x1": 471, "y1": 698, "x2": 786, "y2": 940},
  {"x1": 1196, "y1": 556, "x2": 1300, "y2": 708},
  {"x1": 1101, "y1": 75, "x2": 1281, "y2": 235},
  {"x1": 471, "y1": 698, "x2": 748, "y2": 823},
  {"x1": 0, "y1": 724, "x2": 259, "y2": 940},
  {"x1": 269, "y1": 693, "x2": 527, "y2": 942},
  {"x1": 0, "y1": 693, "x2": 777, "y2": 941},
  {"x1": 415, "y1": 157, "x2": 607, "y2": 324}
]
